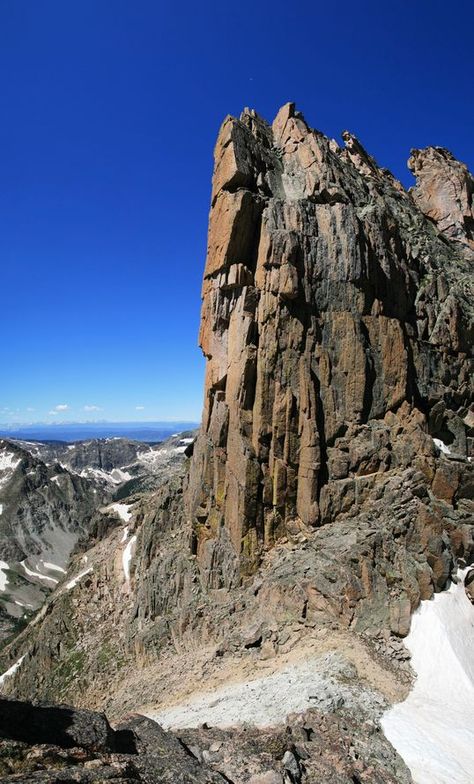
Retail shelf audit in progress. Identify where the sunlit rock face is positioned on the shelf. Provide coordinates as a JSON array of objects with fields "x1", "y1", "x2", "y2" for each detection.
[
  {"x1": 188, "y1": 103, "x2": 473, "y2": 587},
  {"x1": 408, "y1": 145, "x2": 474, "y2": 260}
]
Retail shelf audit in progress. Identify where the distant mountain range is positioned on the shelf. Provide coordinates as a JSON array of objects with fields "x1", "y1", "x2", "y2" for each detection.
[
  {"x1": 0, "y1": 430, "x2": 196, "y2": 641},
  {"x1": 0, "y1": 421, "x2": 199, "y2": 443}
]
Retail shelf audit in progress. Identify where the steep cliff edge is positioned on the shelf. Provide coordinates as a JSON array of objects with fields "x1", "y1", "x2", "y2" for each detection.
[
  {"x1": 1, "y1": 107, "x2": 473, "y2": 781},
  {"x1": 188, "y1": 102, "x2": 472, "y2": 586}
]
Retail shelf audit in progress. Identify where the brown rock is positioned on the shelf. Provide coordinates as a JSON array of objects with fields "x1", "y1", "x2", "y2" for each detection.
[
  {"x1": 408, "y1": 146, "x2": 474, "y2": 258},
  {"x1": 188, "y1": 105, "x2": 474, "y2": 587}
]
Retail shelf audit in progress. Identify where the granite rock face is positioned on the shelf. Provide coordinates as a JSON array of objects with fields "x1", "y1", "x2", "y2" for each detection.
[
  {"x1": 188, "y1": 103, "x2": 473, "y2": 586},
  {"x1": 0, "y1": 105, "x2": 473, "y2": 783},
  {"x1": 408, "y1": 145, "x2": 474, "y2": 259}
]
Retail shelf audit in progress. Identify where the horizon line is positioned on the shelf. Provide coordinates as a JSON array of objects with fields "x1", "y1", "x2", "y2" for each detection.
[{"x1": 0, "y1": 419, "x2": 200, "y2": 428}]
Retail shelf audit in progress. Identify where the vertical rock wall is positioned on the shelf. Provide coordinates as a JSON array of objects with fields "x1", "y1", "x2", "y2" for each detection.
[{"x1": 188, "y1": 104, "x2": 473, "y2": 587}]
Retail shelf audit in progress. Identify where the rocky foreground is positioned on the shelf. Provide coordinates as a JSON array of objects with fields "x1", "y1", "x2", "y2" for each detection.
[
  {"x1": 0, "y1": 105, "x2": 473, "y2": 781},
  {"x1": 0, "y1": 697, "x2": 409, "y2": 783}
]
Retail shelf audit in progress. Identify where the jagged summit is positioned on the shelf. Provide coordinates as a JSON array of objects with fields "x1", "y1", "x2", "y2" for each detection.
[{"x1": 188, "y1": 102, "x2": 473, "y2": 585}]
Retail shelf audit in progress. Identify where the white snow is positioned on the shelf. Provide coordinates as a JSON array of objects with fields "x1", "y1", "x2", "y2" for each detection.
[
  {"x1": 0, "y1": 449, "x2": 20, "y2": 472},
  {"x1": 50, "y1": 475, "x2": 62, "y2": 485},
  {"x1": 80, "y1": 466, "x2": 131, "y2": 486},
  {"x1": 108, "y1": 503, "x2": 132, "y2": 522},
  {"x1": 14, "y1": 600, "x2": 32, "y2": 609},
  {"x1": 122, "y1": 535, "x2": 137, "y2": 584},
  {"x1": 433, "y1": 437, "x2": 452, "y2": 455},
  {"x1": 0, "y1": 655, "x2": 25, "y2": 689},
  {"x1": 30, "y1": 603, "x2": 48, "y2": 626},
  {"x1": 120, "y1": 526, "x2": 129, "y2": 543},
  {"x1": 0, "y1": 504, "x2": 3, "y2": 516},
  {"x1": 179, "y1": 438, "x2": 194, "y2": 445},
  {"x1": 0, "y1": 448, "x2": 20, "y2": 489},
  {"x1": 18, "y1": 440, "x2": 42, "y2": 448},
  {"x1": 20, "y1": 560, "x2": 59, "y2": 585},
  {"x1": 137, "y1": 449, "x2": 166, "y2": 465},
  {"x1": 65, "y1": 567, "x2": 93, "y2": 591},
  {"x1": 43, "y1": 561, "x2": 67, "y2": 574},
  {"x1": 110, "y1": 468, "x2": 132, "y2": 483},
  {"x1": 0, "y1": 561, "x2": 9, "y2": 592},
  {"x1": 382, "y1": 569, "x2": 474, "y2": 784}
]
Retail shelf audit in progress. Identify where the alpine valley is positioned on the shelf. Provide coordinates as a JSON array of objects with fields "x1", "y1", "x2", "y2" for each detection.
[{"x1": 0, "y1": 104, "x2": 473, "y2": 784}]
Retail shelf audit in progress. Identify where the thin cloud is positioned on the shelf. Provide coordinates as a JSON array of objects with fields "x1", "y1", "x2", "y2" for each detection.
[
  {"x1": 48, "y1": 403, "x2": 68, "y2": 416},
  {"x1": 83, "y1": 405, "x2": 101, "y2": 412},
  {"x1": 135, "y1": 405, "x2": 145, "y2": 410}
]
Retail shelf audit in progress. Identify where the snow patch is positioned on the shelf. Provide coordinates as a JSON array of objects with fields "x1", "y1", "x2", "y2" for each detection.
[
  {"x1": 43, "y1": 561, "x2": 67, "y2": 575},
  {"x1": 0, "y1": 448, "x2": 20, "y2": 489},
  {"x1": 433, "y1": 437, "x2": 452, "y2": 455},
  {"x1": 382, "y1": 568, "x2": 474, "y2": 784},
  {"x1": 0, "y1": 561, "x2": 9, "y2": 592},
  {"x1": 137, "y1": 448, "x2": 168, "y2": 465},
  {"x1": 21, "y1": 560, "x2": 59, "y2": 585},
  {"x1": 65, "y1": 567, "x2": 93, "y2": 591},
  {"x1": 122, "y1": 535, "x2": 137, "y2": 584},
  {"x1": 120, "y1": 526, "x2": 129, "y2": 544},
  {"x1": 107, "y1": 503, "x2": 132, "y2": 523},
  {"x1": 0, "y1": 504, "x2": 3, "y2": 516},
  {"x1": 80, "y1": 466, "x2": 131, "y2": 486},
  {"x1": 0, "y1": 655, "x2": 25, "y2": 689},
  {"x1": 0, "y1": 449, "x2": 20, "y2": 472},
  {"x1": 110, "y1": 468, "x2": 132, "y2": 483}
]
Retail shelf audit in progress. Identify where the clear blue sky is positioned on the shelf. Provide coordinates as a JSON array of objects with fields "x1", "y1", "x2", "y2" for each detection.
[{"x1": 1, "y1": 0, "x2": 472, "y2": 424}]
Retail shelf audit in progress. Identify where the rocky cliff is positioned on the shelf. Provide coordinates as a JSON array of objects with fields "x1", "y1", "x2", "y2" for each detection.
[
  {"x1": 1, "y1": 104, "x2": 473, "y2": 783},
  {"x1": 188, "y1": 102, "x2": 473, "y2": 588}
]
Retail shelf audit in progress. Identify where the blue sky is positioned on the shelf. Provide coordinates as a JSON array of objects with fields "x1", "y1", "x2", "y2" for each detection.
[{"x1": 0, "y1": 0, "x2": 472, "y2": 424}]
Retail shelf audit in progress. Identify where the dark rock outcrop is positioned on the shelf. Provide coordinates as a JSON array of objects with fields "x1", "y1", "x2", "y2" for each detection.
[
  {"x1": 0, "y1": 697, "x2": 410, "y2": 783},
  {"x1": 0, "y1": 698, "x2": 227, "y2": 782},
  {"x1": 0, "y1": 697, "x2": 116, "y2": 752}
]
